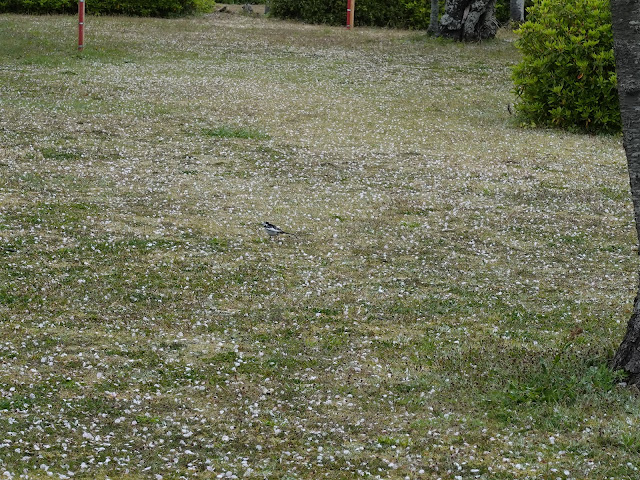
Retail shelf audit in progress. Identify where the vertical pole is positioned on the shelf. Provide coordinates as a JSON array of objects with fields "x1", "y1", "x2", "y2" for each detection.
[
  {"x1": 78, "y1": 0, "x2": 85, "y2": 51},
  {"x1": 350, "y1": 0, "x2": 355, "y2": 29},
  {"x1": 346, "y1": 0, "x2": 353, "y2": 29}
]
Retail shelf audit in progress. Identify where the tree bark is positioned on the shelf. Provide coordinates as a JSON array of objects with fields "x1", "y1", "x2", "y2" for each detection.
[
  {"x1": 610, "y1": 0, "x2": 640, "y2": 384},
  {"x1": 510, "y1": 0, "x2": 524, "y2": 22},
  {"x1": 439, "y1": 0, "x2": 498, "y2": 41},
  {"x1": 428, "y1": 0, "x2": 440, "y2": 35}
]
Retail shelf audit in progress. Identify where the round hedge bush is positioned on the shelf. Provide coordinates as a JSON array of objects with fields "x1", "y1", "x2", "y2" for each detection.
[{"x1": 512, "y1": 0, "x2": 620, "y2": 133}]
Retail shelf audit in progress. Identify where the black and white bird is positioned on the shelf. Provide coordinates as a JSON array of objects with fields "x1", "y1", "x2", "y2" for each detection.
[{"x1": 262, "y1": 221, "x2": 293, "y2": 238}]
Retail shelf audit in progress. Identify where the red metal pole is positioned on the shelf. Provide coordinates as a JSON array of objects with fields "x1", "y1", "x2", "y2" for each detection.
[
  {"x1": 346, "y1": 0, "x2": 352, "y2": 29},
  {"x1": 78, "y1": 0, "x2": 85, "y2": 51}
]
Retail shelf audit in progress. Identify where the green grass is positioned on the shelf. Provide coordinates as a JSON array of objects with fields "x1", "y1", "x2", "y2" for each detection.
[
  {"x1": 0, "y1": 10, "x2": 638, "y2": 480},
  {"x1": 202, "y1": 125, "x2": 270, "y2": 140}
]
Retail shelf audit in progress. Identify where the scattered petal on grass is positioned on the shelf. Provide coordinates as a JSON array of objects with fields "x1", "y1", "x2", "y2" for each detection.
[{"x1": 0, "y1": 9, "x2": 637, "y2": 480}]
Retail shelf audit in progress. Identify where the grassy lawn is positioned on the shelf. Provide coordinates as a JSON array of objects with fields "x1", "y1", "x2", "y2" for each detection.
[{"x1": 1, "y1": 9, "x2": 639, "y2": 479}]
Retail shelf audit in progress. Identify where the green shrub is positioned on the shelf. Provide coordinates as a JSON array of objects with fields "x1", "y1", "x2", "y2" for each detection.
[
  {"x1": 271, "y1": 0, "x2": 343, "y2": 26},
  {"x1": 193, "y1": 0, "x2": 216, "y2": 13},
  {"x1": 0, "y1": 0, "x2": 215, "y2": 16},
  {"x1": 0, "y1": 0, "x2": 73, "y2": 15},
  {"x1": 512, "y1": 0, "x2": 620, "y2": 133},
  {"x1": 271, "y1": 0, "x2": 433, "y2": 29},
  {"x1": 271, "y1": 0, "x2": 510, "y2": 29},
  {"x1": 495, "y1": 0, "x2": 509, "y2": 23}
]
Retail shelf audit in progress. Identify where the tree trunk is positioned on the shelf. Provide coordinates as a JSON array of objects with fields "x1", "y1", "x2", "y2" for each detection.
[
  {"x1": 439, "y1": 0, "x2": 498, "y2": 41},
  {"x1": 610, "y1": 0, "x2": 640, "y2": 385},
  {"x1": 428, "y1": 0, "x2": 440, "y2": 35},
  {"x1": 510, "y1": 0, "x2": 524, "y2": 22}
]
